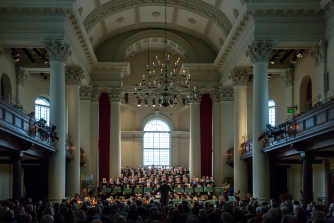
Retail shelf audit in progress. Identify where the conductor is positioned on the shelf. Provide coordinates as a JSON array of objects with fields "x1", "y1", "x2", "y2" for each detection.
[{"x1": 155, "y1": 180, "x2": 174, "y2": 207}]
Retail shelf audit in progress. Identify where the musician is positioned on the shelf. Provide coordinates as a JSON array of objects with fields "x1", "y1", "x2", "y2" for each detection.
[
  {"x1": 101, "y1": 178, "x2": 108, "y2": 188},
  {"x1": 155, "y1": 180, "x2": 174, "y2": 207}
]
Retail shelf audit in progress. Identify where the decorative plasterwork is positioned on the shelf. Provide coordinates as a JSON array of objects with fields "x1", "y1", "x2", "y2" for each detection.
[
  {"x1": 246, "y1": 40, "x2": 276, "y2": 64},
  {"x1": 16, "y1": 67, "x2": 28, "y2": 87},
  {"x1": 282, "y1": 68, "x2": 294, "y2": 88},
  {"x1": 311, "y1": 40, "x2": 327, "y2": 65},
  {"x1": 65, "y1": 67, "x2": 85, "y2": 86},
  {"x1": 0, "y1": 7, "x2": 72, "y2": 16},
  {"x1": 220, "y1": 86, "x2": 234, "y2": 101},
  {"x1": 42, "y1": 40, "x2": 72, "y2": 63},
  {"x1": 152, "y1": 12, "x2": 161, "y2": 17},
  {"x1": 91, "y1": 87, "x2": 101, "y2": 102},
  {"x1": 188, "y1": 18, "x2": 196, "y2": 24},
  {"x1": 116, "y1": 17, "x2": 124, "y2": 23},
  {"x1": 180, "y1": 64, "x2": 219, "y2": 75},
  {"x1": 229, "y1": 68, "x2": 252, "y2": 86},
  {"x1": 106, "y1": 88, "x2": 124, "y2": 103},
  {"x1": 209, "y1": 89, "x2": 220, "y2": 103},
  {"x1": 80, "y1": 86, "x2": 92, "y2": 100},
  {"x1": 93, "y1": 62, "x2": 130, "y2": 78},
  {"x1": 83, "y1": 0, "x2": 232, "y2": 36},
  {"x1": 233, "y1": 9, "x2": 239, "y2": 18},
  {"x1": 321, "y1": 0, "x2": 334, "y2": 11},
  {"x1": 78, "y1": 7, "x2": 83, "y2": 16}
]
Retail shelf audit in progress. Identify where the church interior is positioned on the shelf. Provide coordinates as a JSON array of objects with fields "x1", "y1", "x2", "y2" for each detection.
[{"x1": 1, "y1": 0, "x2": 334, "y2": 222}]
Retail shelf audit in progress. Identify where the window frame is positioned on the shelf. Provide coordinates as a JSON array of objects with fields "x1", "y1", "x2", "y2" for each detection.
[
  {"x1": 268, "y1": 99, "x2": 275, "y2": 126},
  {"x1": 35, "y1": 96, "x2": 50, "y2": 126}
]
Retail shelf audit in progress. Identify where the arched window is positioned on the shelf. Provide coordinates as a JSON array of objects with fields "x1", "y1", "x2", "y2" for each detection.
[
  {"x1": 143, "y1": 119, "x2": 171, "y2": 167},
  {"x1": 269, "y1": 99, "x2": 275, "y2": 126},
  {"x1": 35, "y1": 96, "x2": 50, "y2": 125}
]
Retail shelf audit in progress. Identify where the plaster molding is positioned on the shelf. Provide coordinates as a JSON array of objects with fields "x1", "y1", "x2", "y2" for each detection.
[
  {"x1": 180, "y1": 64, "x2": 219, "y2": 76},
  {"x1": 42, "y1": 40, "x2": 72, "y2": 63},
  {"x1": 100, "y1": 19, "x2": 108, "y2": 36},
  {"x1": 0, "y1": 7, "x2": 73, "y2": 17},
  {"x1": 16, "y1": 67, "x2": 28, "y2": 87},
  {"x1": 91, "y1": 87, "x2": 101, "y2": 102},
  {"x1": 83, "y1": 0, "x2": 232, "y2": 37},
  {"x1": 311, "y1": 40, "x2": 327, "y2": 65},
  {"x1": 114, "y1": 30, "x2": 198, "y2": 63},
  {"x1": 80, "y1": 85, "x2": 92, "y2": 100},
  {"x1": 92, "y1": 62, "x2": 130, "y2": 78},
  {"x1": 65, "y1": 66, "x2": 85, "y2": 86},
  {"x1": 229, "y1": 68, "x2": 252, "y2": 86},
  {"x1": 209, "y1": 89, "x2": 221, "y2": 103},
  {"x1": 281, "y1": 68, "x2": 294, "y2": 88},
  {"x1": 219, "y1": 86, "x2": 234, "y2": 101},
  {"x1": 245, "y1": 40, "x2": 276, "y2": 64},
  {"x1": 106, "y1": 87, "x2": 124, "y2": 103},
  {"x1": 171, "y1": 7, "x2": 179, "y2": 26}
]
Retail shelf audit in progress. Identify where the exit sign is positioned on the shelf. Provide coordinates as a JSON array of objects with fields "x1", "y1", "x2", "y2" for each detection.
[{"x1": 287, "y1": 109, "x2": 294, "y2": 113}]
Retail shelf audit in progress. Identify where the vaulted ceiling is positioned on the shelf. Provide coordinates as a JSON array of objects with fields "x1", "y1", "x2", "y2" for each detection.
[{"x1": 74, "y1": 0, "x2": 243, "y2": 54}]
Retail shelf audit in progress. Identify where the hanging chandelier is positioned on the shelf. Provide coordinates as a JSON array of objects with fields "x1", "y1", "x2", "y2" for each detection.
[{"x1": 133, "y1": 0, "x2": 198, "y2": 108}]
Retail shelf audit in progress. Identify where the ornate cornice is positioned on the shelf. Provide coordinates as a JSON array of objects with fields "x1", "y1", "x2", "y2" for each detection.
[
  {"x1": 80, "y1": 86, "x2": 92, "y2": 100},
  {"x1": 245, "y1": 40, "x2": 276, "y2": 64},
  {"x1": 106, "y1": 88, "x2": 124, "y2": 103},
  {"x1": 91, "y1": 87, "x2": 101, "y2": 102},
  {"x1": 220, "y1": 87, "x2": 234, "y2": 101},
  {"x1": 16, "y1": 67, "x2": 28, "y2": 87},
  {"x1": 209, "y1": 89, "x2": 220, "y2": 103},
  {"x1": 229, "y1": 68, "x2": 252, "y2": 86},
  {"x1": 42, "y1": 40, "x2": 72, "y2": 63},
  {"x1": 282, "y1": 68, "x2": 294, "y2": 88},
  {"x1": 311, "y1": 40, "x2": 327, "y2": 65},
  {"x1": 0, "y1": 7, "x2": 72, "y2": 16},
  {"x1": 83, "y1": 0, "x2": 232, "y2": 37},
  {"x1": 321, "y1": 0, "x2": 334, "y2": 11},
  {"x1": 65, "y1": 67, "x2": 85, "y2": 86}
]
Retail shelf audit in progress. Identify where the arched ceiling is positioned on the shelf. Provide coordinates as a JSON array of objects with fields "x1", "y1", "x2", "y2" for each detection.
[{"x1": 74, "y1": 0, "x2": 243, "y2": 53}]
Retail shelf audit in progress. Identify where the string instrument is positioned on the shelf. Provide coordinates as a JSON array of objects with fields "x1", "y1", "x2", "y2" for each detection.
[{"x1": 233, "y1": 190, "x2": 241, "y2": 207}]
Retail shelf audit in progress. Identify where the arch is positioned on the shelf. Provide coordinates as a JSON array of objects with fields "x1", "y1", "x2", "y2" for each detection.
[
  {"x1": 299, "y1": 75, "x2": 312, "y2": 112},
  {"x1": 114, "y1": 30, "x2": 198, "y2": 62},
  {"x1": 0, "y1": 73, "x2": 12, "y2": 100},
  {"x1": 140, "y1": 114, "x2": 174, "y2": 131}
]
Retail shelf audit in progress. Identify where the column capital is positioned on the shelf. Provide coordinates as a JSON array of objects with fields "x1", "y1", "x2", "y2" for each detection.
[
  {"x1": 220, "y1": 87, "x2": 234, "y2": 101},
  {"x1": 246, "y1": 40, "x2": 276, "y2": 64},
  {"x1": 311, "y1": 40, "x2": 327, "y2": 65},
  {"x1": 42, "y1": 40, "x2": 72, "y2": 63},
  {"x1": 80, "y1": 86, "x2": 92, "y2": 100},
  {"x1": 209, "y1": 89, "x2": 221, "y2": 103},
  {"x1": 91, "y1": 87, "x2": 101, "y2": 102},
  {"x1": 65, "y1": 67, "x2": 85, "y2": 86},
  {"x1": 282, "y1": 68, "x2": 294, "y2": 88},
  {"x1": 106, "y1": 88, "x2": 124, "y2": 103},
  {"x1": 189, "y1": 91, "x2": 203, "y2": 104},
  {"x1": 229, "y1": 68, "x2": 252, "y2": 86},
  {"x1": 16, "y1": 67, "x2": 28, "y2": 87}
]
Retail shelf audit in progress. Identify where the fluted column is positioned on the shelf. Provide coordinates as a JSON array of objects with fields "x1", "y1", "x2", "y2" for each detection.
[
  {"x1": 189, "y1": 96, "x2": 202, "y2": 179},
  {"x1": 282, "y1": 69, "x2": 294, "y2": 118},
  {"x1": 107, "y1": 88, "x2": 124, "y2": 179},
  {"x1": 229, "y1": 68, "x2": 251, "y2": 195},
  {"x1": 15, "y1": 67, "x2": 28, "y2": 109},
  {"x1": 246, "y1": 40, "x2": 275, "y2": 201},
  {"x1": 65, "y1": 67, "x2": 85, "y2": 196},
  {"x1": 210, "y1": 90, "x2": 222, "y2": 186},
  {"x1": 43, "y1": 40, "x2": 72, "y2": 202}
]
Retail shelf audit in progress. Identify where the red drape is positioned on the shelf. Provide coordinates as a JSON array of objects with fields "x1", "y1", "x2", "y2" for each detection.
[
  {"x1": 98, "y1": 93, "x2": 110, "y2": 181},
  {"x1": 200, "y1": 94, "x2": 213, "y2": 177}
]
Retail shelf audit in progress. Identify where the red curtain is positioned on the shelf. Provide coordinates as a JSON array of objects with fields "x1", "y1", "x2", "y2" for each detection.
[
  {"x1": 99, "y1": 93, "x2": 110, "y2": 181},
  {"x1": 200, "y1": 94, "x2": 213, "y2": 177}
]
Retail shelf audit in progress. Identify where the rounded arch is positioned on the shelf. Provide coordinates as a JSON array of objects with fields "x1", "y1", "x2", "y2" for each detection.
[
  {"x1": 299, "y1": 75, "x2": 312, "y2": 111},
  {"x1": 114, "y1": 30, "x2": 198, "y2": 63},
  {"x1": 0, "y1": 73, "x2": 12, "y2": 100},
  {"x1": 140, "y1": 114, "x2": 174, "y2": 131}
]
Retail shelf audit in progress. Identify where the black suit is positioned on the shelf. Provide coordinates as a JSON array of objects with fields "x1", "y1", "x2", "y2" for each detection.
[{"x1": 155, "y1": 183, "x2": 174, "y2": 207}]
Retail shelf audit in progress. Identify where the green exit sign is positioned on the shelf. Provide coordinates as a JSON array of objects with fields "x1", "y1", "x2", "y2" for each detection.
[{"x1": 287, "y1": 109, "x2": 294, "y2": 113}]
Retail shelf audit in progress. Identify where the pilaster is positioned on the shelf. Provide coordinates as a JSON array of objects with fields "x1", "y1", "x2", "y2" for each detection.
[
  {"x1": 106, "y1": 88, "x2": 124, "y2": 103},
  {"x1": 282, "y1": 68, "x2": 295, "y2": 88},
  {"x1": 311, "y1": 40, "x2": 328, "y2": 65},
  {"x1": 80, "y1": 86, "x2": 93, "y2": 100},
  {"x1": 229, "y1": 68, "x2": 252, "y2": 86},
  {"x1": 65, "y1": 67, "x2": 85, "y2": 86},
  {"x1": 16, "y1": 67, "x2": 28, "y2": 87}
]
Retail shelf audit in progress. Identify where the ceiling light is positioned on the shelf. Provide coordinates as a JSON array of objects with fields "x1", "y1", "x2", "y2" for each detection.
[
  {"x1": 137, "y1": 99, "x2": 141, "y2": 107},
  {"x1": 11, "y1": 48, "x2": 20, "y2": 62}
]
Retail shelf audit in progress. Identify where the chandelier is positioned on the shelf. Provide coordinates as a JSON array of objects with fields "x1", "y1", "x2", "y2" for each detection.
[{"x1": 134, "y1": 0, "x2": 198, "y2": 108}]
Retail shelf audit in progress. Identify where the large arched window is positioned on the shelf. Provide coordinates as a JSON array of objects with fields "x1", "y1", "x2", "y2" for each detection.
[
  {"x1": 143, "y1": 119, "x2": 171, "y2": 167},
  {"x1": 35, "y1": 96, "x2": 50, "y2": 125},
  {"x1": 269, "y1": 99, "x2": 275, "y2": 126}
]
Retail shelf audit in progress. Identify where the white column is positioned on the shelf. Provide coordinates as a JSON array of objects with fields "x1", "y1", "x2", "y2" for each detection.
[
  {"x1": 220, "y1": 87, "x2": 235, "y2": 184},
  {"x1": 90, "y1": 88, "x2": 101, "y2": 186},
  {"x1": 210, "y1": 90, "x2": 222, "y2": 186},
  {"x1": 170, "y1": 137, "x2": 179, "y2": 167},
  {"x1": 107, "y1": 88, "x2": 124, "y2": 179},
  {"x1": 189, "y1": 102, "x2": 201, "y2": 179},
  {"x1": 134, "y1": 136, "x2": 144, "y2": 167},
  {"x1": 43, "y1": 40, "x2": 72, "y2": 202},
  {"x1": 229, "y1": 69, "x2": 251, "y2": 195},
  {"x1": 65, "y1": 67, "x2": 84, "y2": 197},
  {"x1": 282, "y1": 69, "x2": 294, "y2": 118},
  {"x1": 15, "y1": 67, "x2": 28, "y2": 109},
  {"x1": 246, "y1": 40, "x2": 275, "y2": 201},
  {"x1": 79, "y1": 86, "x2": 92, "y2": 176}
]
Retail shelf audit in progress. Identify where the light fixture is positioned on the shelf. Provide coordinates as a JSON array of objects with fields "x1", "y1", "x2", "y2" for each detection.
[
  {"x1": 133, "y1": 0, "x2": 198, "y2": 108},
  {"x1": 137, "y1": 99, "x2": 141, "y2": 106},
  {"x1": 296, "y1": 49, "x2": 304, "y2": 58},
  {"x1": 11, "y1": 48, "x2": 20, "y2": 62},
  {"x1": 33, "y1": 48, "x2": 49, "y2": 64}
]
